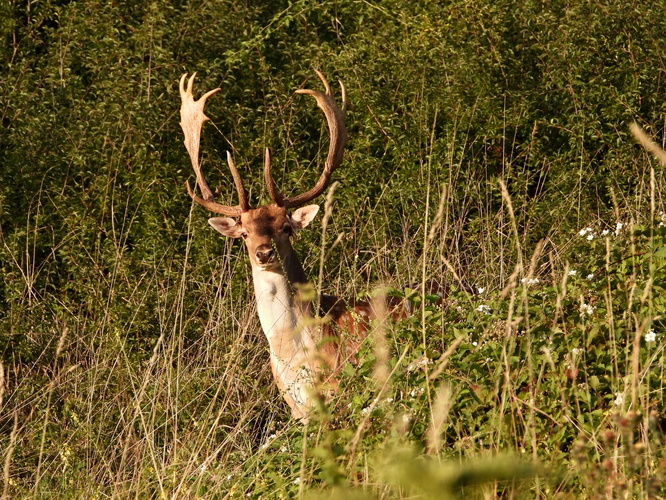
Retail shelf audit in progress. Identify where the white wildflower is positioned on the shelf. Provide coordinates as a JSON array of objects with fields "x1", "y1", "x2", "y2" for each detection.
[
  {"x1": 293, "y1": 477, "x2": 301, "y2": 485},
  {"x1": 521, "y1": 277, "x2": 540, "y2": 286},
  {"x1": 409, "y1": 387, "x2": 425, "y2": 398},
  {"x1": 579, "y1": 303, "x2": 595, "y2": 316},
  {"x1": 601, "y1": 229, "x2": 610, "y2": 236},
  {"x1": 476, "y1": 304, "x2": 492, "y2": 315},
  {"x1": 477, "y1": 287, "x2": 486, "y2": 294},
  {"x1": 587, "y1": 233, "x2": 595, "y2": 241},
  {"x1": 615, "y1": 222, "x2": 624, "y2": 235},
  {"x1": 571, "y1": 347, "x2": 583, "y2": 356},
  {"x1": 579, "y1": 227, "x2": 593, "y2": 237},
  {"x1": 485, "y1": 357, "x2": 493, "y2": 362},
  {"x1": 419, "y1": 357, "x2": 432, "y2": 368},
  {"x1": 645, "y1": 329, "x2": 657, "y2": 343},
  {"x1": 587, "y1": 274, "x2": 595, "y2": 280},
  {"x1": 614, "y1": 393, "x2": 624, "y2": 406},
  {"x1": 472, "y1": 341, "x2": 478, "y2": 347},
  {"x1": 568, "y1": 270, "x2": 578, "y2": 277},
  {"x1": 407, "y1": 355, "x2": 432, "y2": 372}
]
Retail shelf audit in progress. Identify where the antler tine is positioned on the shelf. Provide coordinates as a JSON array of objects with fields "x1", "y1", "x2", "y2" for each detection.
[
  {"x1": 263, "y1": 148, "x2": 285, "y2": 206},
  {"x1": 226, "y1": 151, "x2": 251, "y2": 211},
  {"x1": 179, "y1": 73, "x2": 247, "y2": 217},
  {"x1": 280, "y1": 71, "x2": 348, "y2": 209},
  {"x1": 315, "y1": 69, "x2": 332, "y2": 96},
  {"x1": 339, "y1": 78, "x2": 348, "y2": 115}
]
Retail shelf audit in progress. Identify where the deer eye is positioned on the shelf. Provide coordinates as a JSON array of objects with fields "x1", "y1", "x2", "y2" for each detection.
[{"x1": 282, "y1": 224, "x2": 293, "y2": 236}]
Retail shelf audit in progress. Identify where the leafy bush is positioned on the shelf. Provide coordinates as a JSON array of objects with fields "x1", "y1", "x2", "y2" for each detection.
[{"x1": 1, "y1": 0, "x2": 666, "y2": 497}]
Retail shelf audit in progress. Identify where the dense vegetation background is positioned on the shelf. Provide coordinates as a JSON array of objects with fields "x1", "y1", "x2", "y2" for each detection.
[{"x1": 1, "y1": 0, "x2": 665, "y2": 497}]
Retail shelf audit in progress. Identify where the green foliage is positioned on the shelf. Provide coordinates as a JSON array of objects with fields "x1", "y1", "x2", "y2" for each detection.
[
  {"x1": 227, "y1": 218, "x2": 666, "y2": 498},
  {"x1": 2, "y1": 0, "x2": 666, "y2": 497}
]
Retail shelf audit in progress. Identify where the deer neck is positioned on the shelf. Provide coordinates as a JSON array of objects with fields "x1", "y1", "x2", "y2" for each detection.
[
  {"x1": 280, "y1": 243, "x2": 308, "y2": 286},
  {"x1": 250, "y1": 244, "x2": 319, "y2": 419}
]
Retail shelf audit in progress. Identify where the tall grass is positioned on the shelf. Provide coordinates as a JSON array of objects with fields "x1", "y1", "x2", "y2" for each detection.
[{"x1": 2, "y1": 121, "x2": 665, "y2": 498}]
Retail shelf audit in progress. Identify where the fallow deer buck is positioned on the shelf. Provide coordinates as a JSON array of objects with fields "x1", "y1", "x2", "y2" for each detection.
[{"x1": 179, "y1": 71, "x2": 409, "y2": 421}]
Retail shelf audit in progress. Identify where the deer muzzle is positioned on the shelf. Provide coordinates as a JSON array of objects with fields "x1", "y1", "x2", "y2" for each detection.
[{"x1": 255, "y1": 245, "x2": 276, "y2": 265}]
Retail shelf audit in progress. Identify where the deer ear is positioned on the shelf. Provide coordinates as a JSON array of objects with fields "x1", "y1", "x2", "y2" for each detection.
[
  {"x1": 291, "y1": 205, "x2": 319, "y2": 230},
  {"x1": 209, "y1": 217, "x2": 244, "y2": 238}
]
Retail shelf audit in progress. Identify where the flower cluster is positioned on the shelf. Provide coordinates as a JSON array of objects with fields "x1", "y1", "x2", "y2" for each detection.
[
  {"x1": 409, "y1": 387, "x2": 425, "y2": 398},
  {"x1": 579, "y1": 303, "x2": 595, "y2": 316},
  {"x1": 579, "y1": 222, "x2": 625, "y2": 240},
  {"x1": 407, "y1": 355, "x2": 433, "y2": 372},
  {"x1": 476, "y1": 304, "x2": 492, "y2": 315},
  {"x1": 579, "y1": 227, "x2": 595, "y2": 240}
]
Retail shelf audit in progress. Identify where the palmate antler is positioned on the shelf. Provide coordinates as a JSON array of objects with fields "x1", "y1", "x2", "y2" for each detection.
[
  {"x1": 179, "y1": 73, "x2": 249, "y2": 216},
  {"x1": 179, "y1": 71, "x2": 348, "y2": 214}
]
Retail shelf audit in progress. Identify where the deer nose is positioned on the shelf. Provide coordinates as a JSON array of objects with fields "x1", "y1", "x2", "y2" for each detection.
[{"x1": 255, "y1": 245, "x2": 275, "y2": 264}]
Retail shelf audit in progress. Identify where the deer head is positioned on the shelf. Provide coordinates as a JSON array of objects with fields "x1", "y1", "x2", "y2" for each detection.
[{"x1": 178, "y1": 71, "x2": 347, "y2": 275}]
